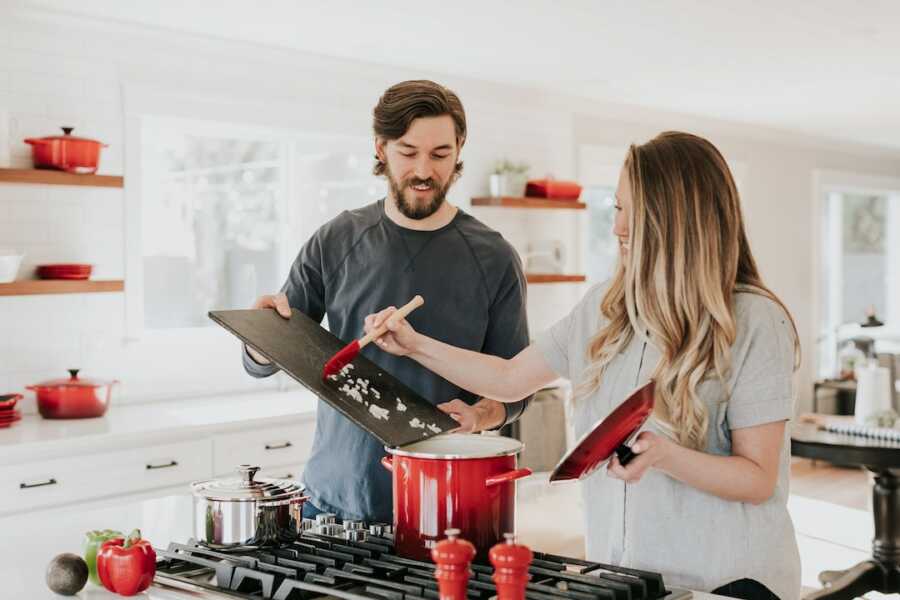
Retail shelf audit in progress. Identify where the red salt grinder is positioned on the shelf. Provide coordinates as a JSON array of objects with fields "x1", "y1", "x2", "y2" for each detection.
[
  {"x1": 489, "y1": 533, "x2": 533, "y2": 600},
  {"x1": 431, "y1": 528, "x2": 476, "y2": 600}
]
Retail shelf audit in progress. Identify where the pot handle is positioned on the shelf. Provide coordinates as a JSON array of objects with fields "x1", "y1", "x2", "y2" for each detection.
[
  {"x1": 485, "y1": 467, "x2": 533, "y2": 487},
  {"x1": 380, "y1": 456, "x2": 393, "y2": 472}
]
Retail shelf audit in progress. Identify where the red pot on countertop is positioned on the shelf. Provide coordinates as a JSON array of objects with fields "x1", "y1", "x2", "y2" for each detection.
[
  {"x1": 381, "y1": 433, "x2": 532, "y2": 562},
  {"x1": 28, "y1": 369, "x2": 117, "y2": 419},
  {"x1": 24, "y1": 127, "x2": 107, "y2": 174}
]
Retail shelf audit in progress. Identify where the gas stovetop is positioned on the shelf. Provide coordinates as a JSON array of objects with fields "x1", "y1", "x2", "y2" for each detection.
[{"x1": 154, "y1": 525, "x2": 691, "y2": 600}]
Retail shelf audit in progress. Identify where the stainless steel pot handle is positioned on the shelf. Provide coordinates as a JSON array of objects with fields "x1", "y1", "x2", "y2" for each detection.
[
  {"x1": 264, "y1": 441, "x2": 293, "y2": 450},
  {"x1": 20, "y1": 478, "x2": 58, "y2": 489},
  {"x1": 146, "y1": 460, "x2": 178, "y2": 470}
]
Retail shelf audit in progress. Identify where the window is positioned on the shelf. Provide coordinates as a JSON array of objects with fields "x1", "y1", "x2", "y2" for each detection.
[
  {"x1": 581, "y1": 185, "x2": 619, "y2": 283},
  {"x1": 141, "y1": 122, "x2": 288, "y2": 329},
  {"x1": 819, "y1": 187, "x2": 900, "y2": 376},
  {"x1": 139, "y1": 118, "x2": 385, "y2": 331}
]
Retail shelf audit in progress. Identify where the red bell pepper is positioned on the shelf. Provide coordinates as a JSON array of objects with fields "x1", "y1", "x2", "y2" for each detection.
[{"x1": 96, "y1": 529, "x2": 156, "y2": 596}]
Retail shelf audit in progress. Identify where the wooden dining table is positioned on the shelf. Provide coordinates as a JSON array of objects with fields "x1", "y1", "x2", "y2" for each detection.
[{"x1": 792, "y1": 422, "x2": 900, "y2": 599}]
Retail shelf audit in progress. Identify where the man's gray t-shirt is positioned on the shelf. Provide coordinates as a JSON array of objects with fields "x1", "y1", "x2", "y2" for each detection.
[
  {"x1": 534, "y1": 282, "x2": 800, "y2": 600},
  {"x1": 243, "y1": 199, "x2": 531, "y2": 523}
]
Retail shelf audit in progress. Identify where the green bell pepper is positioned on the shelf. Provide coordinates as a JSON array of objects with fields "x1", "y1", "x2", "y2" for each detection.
[{"x1": 83, "y1": 529, "x2": 123, "y2": 585}]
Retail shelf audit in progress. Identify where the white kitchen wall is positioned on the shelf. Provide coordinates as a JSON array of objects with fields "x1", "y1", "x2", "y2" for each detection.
[{"x1": 1, "y1": 7, "x2": 899, "y2": 413}]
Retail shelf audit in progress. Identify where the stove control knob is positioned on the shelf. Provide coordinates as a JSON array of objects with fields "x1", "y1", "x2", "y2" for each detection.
[
  {"x1": 345, "y1": 520, "x2": 365, "y2": 531},
  {"x1": 315, "y1": 513, "x2": 337, "y2": 525},
  {"x1": 369, "y1": 524, "x2": 386, "y2": 536}
]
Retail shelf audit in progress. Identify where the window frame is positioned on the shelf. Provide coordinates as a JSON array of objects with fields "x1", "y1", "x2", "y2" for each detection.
[{"x1": 812, "y1": 169, "x2": 900, "y2": 377}]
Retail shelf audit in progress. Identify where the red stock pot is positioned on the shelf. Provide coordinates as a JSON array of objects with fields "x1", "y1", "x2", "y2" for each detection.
[
  {"x1": 27, "y1": 369, "x2": 117, "y2": 419},
  {"x1": 24, "y1": 127, "x2": 107, "y2": 174},
  {"x1": 381, "y1": 433, "x2": 532, "y2": 562}
]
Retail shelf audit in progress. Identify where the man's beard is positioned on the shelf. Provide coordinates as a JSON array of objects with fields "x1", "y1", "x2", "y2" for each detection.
[{"x1": 385, "y1": 163, "x2": 452, "y2": 220}]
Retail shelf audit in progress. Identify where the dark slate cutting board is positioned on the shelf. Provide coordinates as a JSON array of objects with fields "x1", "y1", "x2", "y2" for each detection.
[{"x1": 209, "y1": 308, "x2": 458, "y2": 448}]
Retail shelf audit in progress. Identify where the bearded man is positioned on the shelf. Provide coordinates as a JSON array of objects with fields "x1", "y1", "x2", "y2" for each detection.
[{"x1": 242, "y1": 80, "x2": 531, "y2": 523}]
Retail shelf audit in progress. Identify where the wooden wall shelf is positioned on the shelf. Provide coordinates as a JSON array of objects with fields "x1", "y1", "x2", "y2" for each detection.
[
  {"x1": 471, "y1": 197, "x2": 585, "y2": 210},
  {"x1": 0, "y1": 168, "x2": 124, "y2": 188},
  {"x1": 525, "y1": 274, "x2": 586, "y2": 284},
  {"x1": 0, "y1": 280, "x2": 125, "y2": 296}
]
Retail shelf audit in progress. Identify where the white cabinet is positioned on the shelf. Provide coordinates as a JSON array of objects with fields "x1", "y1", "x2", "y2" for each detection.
[
  {"x1": 0, "y1": 439, "x2": 213, "y2": 515},
  {"x1": 213, "y1": 422, "x2": 315, "y2": 476},
  {"x1": 0, "y1": 395, "x2": 318, "y2": 516}
]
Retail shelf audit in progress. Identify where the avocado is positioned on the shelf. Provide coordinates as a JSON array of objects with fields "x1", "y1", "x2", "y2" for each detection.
[{"x1": 46, "y1": 553, "x2": 88, "y2": 596}]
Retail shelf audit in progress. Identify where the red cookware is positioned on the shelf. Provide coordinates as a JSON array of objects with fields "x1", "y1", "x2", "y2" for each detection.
[
  {"x1": 0, "y1": 410, "x2": 22, "y2": 428},
  {"x1": 524, "y1": 178, "x2": 582, "y2": 200},
  {"x1": 24, "y1": 127, "x2": 107, "y2": 174},
  {"x1": 549, "y1": 380, "x2": 655, "y2": 483},
  {"x1": 28, "y1": 369, "x2": 117, "y2": 419},
  {"x1": 0, "y1": 393, "x2": 22, "y2": 411},
  {"x1": 37, "y1": 264, "x2": 93, "y2": 280},
  {"x1": 382, "y1": 433, "x2": 532, "y2": 562}
]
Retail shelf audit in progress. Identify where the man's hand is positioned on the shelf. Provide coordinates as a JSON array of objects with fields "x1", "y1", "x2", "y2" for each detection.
[
  {"x1": 246, "y1": 293, "x2": 291, "y2": 365},
  {"x1": 253, "y1": 293, "x2": 292, "y2": 318},
  {"x1": 437, "y1": 398, "x2": 505, "y2": 433}
]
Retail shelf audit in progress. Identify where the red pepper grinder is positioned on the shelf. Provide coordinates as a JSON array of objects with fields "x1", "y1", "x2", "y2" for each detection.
[
  {"x1": 431, "y1": 528, "x2": 476, "y2": 600},
  {"x1": 489, "y1": 533, "x2": 533, "y2": 600}
]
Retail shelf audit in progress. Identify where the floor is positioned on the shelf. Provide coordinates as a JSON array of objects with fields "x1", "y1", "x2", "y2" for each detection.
[{"x1": 516, "y1": 458, "x2": 886, "y2": 599}]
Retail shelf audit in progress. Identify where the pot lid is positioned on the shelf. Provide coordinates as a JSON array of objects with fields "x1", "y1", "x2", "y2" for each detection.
[
  {"x1": 27, "y1": 127, "x2": 102, "y2": 144},
  {"x1": 549, "y1": 380, "x2": 656, "y2": 483},
  {"x1": 386, "y1": 433, "x2": 523, "y2": 459},
  {"x1": 191, "y1": 465, "x2": 305, "y2": 502},
  {"x1": 32, "y1": 369, "x2": 112, "y2": 389}
]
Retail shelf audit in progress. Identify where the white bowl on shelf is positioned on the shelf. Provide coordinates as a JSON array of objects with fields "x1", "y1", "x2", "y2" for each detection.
[{"x1": 0, "y1": 250, "x2": 24, "y2": 283}]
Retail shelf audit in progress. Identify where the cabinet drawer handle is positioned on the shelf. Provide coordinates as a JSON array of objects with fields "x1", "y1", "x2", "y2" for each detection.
[
  {"x1": 265, "y1": 441, "x2": 293, "y2": 451},
  {"x1": 146, "y1": 460, "x2": 178, "y2": 470},
  {"x1": 20, "y1": 478, "x2": 57, "y2": 489}
]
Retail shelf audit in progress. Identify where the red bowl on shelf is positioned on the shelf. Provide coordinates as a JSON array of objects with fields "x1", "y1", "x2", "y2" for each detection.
[{"x1": 36, "y1": 264, "x2": 93, "y2": 280}]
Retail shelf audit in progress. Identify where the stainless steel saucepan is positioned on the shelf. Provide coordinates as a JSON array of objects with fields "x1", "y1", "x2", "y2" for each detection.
[{"x1": 190, "y1": 464, "x2": 309, "y2": 548}]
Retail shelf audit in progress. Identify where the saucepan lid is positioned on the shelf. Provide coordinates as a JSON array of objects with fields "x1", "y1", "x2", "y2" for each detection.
[
  {"x1": 191, "y1": 464, "x2": 305, "y2": 502},
  {"x1": 549, "y1": 380, "x2": 655, "y2": 483}
]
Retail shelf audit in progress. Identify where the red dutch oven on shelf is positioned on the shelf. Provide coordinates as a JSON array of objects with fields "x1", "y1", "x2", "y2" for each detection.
[
  {"x1": 24, "y1": 127, "x2": 107, "y2": 174},
  {"x1": 28, "y1": 369, "x2": 117, "y2": 419},
  {"x1": 381, "y1": 433, "x2": 532, "y2": 562}
]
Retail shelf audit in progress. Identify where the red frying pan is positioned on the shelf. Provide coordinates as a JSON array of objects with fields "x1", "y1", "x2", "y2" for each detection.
[{"x1": 549, "y1": 380, "x2": 656, "y2": 483}]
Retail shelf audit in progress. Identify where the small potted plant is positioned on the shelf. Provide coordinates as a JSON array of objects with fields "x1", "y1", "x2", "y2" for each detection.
[{"x1": 489, "y1": 159, "x2": 529, "y2": 197}]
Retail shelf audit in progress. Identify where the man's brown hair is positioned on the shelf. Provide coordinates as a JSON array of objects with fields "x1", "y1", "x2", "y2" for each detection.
[{"x1": 372, "y1": 80, "x2": 466, "y2": 176}]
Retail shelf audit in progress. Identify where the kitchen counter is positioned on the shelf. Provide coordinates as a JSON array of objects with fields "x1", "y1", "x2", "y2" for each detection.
[
  {"x1": 0, "y1": 493, "x2": 725, "y2": 599},
  {"x1": 0, "y1": 388, "x2": 318, "y2": 465}
]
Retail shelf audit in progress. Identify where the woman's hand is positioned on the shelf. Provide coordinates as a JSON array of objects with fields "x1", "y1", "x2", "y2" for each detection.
[
  {"x1": 364, "y1": 307, "x2": 422, "y2": 357},
  {"x1": 606, "y1": 431, "x2": 674, "y2": 483}
]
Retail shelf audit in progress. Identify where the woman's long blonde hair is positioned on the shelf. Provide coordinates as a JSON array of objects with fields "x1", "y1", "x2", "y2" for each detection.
[{"x1": 580, "y1": 131, "x2": 799, "y2": 450}]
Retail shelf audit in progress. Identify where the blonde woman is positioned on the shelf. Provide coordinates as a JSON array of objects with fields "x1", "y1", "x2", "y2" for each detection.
[{"x1": 366, "y1": 132, "x2": 801, "y2": 600}]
